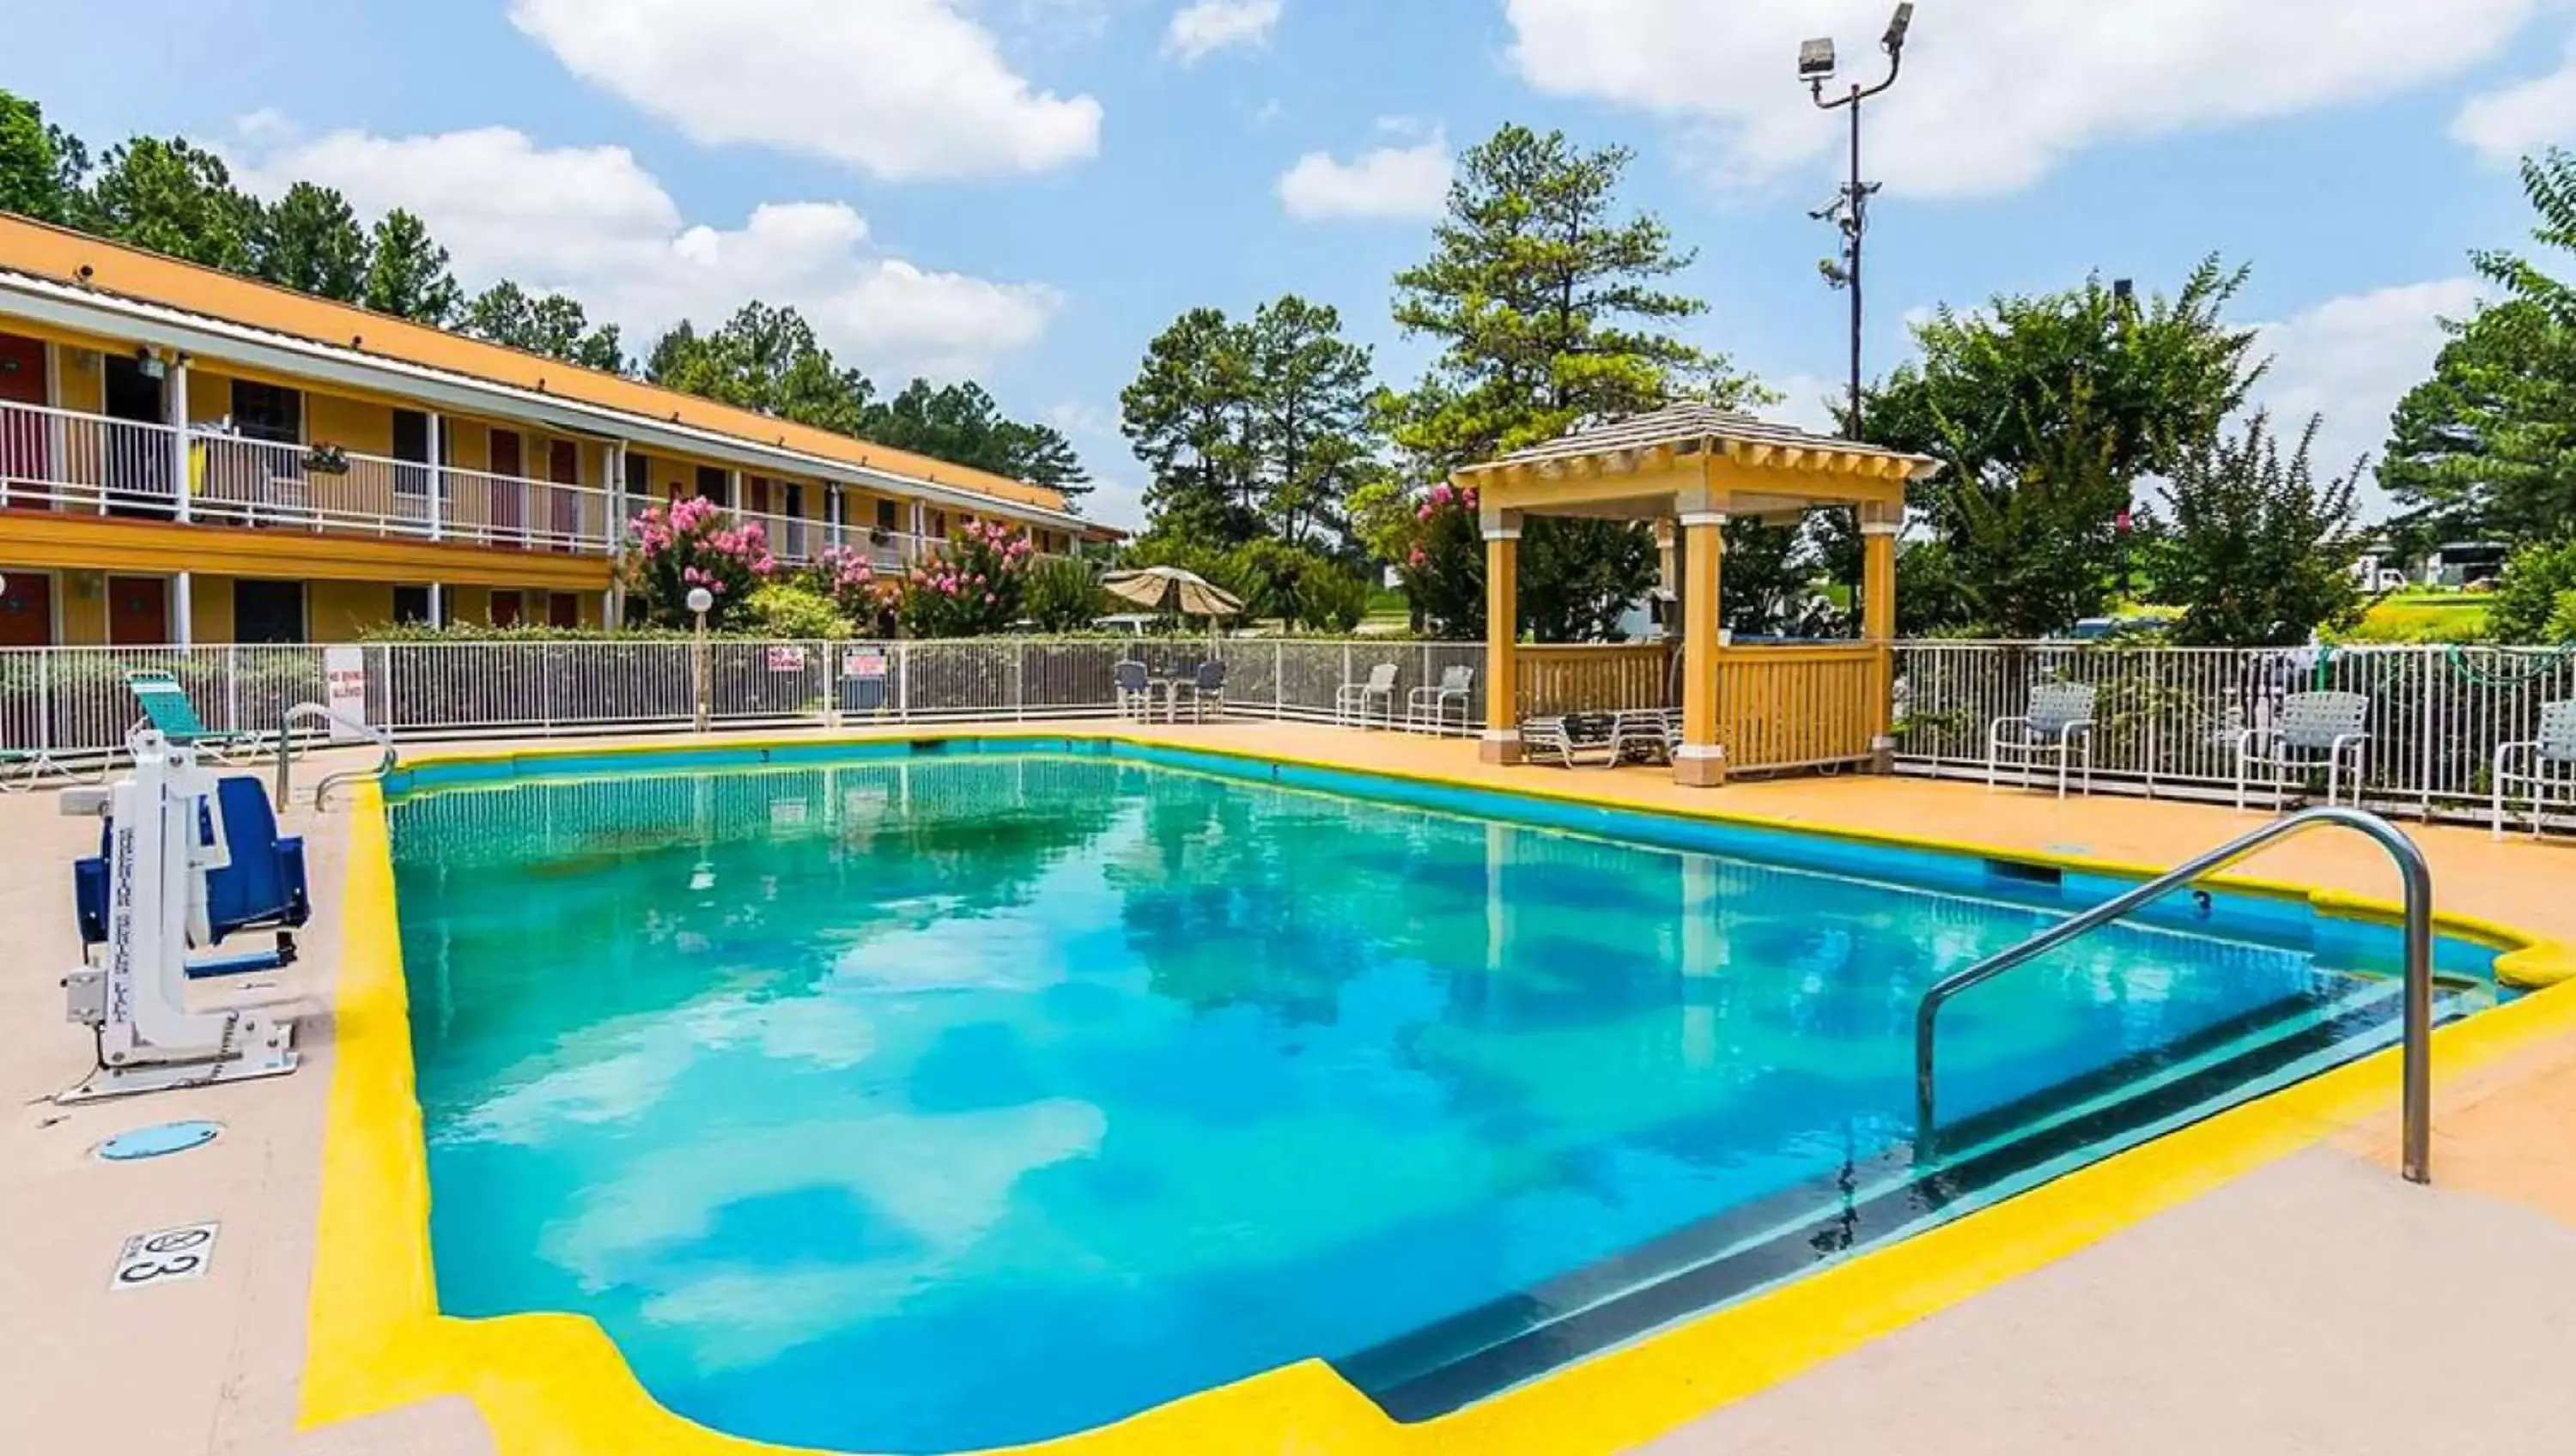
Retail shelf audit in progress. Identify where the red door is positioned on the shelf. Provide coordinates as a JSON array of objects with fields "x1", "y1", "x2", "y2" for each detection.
[
  {"x1": 0, "y1": 332, "x2": 48, "y2": 502},
  {"x1": 548, "y1": 592, "x2": 581, "y2": 629},
  {"x1": 107, "y1": 576, "x2": 170, "y2": 646},
  {"x1": 490, "y1": 592, "x2": 525, "y2": 628},
  {"x1": 548, "y1": 440, "x2": 580, "y2": 550},
  {"x1": 489, "y1": 430, "x2": 525, "y2": 545},
  {"x1": 0, "y1": 573, "x2": 52, "y2": 646}
]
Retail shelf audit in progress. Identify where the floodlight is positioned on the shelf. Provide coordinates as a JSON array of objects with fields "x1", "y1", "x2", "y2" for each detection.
[
  {"x1": 1883, "y1": 3, "x2": 1915, "y2": 56},
  {"x1": 1798, "y1": 37, "x2": 1837, "y2": 82}
]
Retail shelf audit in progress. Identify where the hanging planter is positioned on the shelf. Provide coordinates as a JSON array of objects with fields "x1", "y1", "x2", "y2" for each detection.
[{"x1": 302, "y1": 443, "x2": 352, "y2": 476}]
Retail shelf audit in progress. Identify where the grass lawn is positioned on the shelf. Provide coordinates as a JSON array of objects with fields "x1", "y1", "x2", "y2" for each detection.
[{"x1": 2334, "y1": 590, "x2": 2493, "y2": 645}]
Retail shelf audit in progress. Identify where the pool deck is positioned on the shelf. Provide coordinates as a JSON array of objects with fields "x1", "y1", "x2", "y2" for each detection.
[{"x1": 6, "y1": 718, "x2": 2576, "y2": 1455}]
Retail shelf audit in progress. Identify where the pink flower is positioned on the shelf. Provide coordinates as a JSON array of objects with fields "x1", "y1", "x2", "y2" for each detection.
[{"x1": 1407, "y1": 548, "x2": 1427, "y2": 568}]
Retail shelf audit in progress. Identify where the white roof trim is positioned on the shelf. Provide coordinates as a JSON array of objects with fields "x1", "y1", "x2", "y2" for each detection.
[{"x1": 0, "y1": 269, "x2": 1091, "y2": 531}]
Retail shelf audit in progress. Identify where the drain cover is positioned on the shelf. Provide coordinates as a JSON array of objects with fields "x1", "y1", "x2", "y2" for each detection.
[{"x1": 95, "y1": 1120, "x2": 222, "y2": 1162}]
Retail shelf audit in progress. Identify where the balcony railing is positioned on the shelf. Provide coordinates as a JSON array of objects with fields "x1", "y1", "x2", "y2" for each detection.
[{"x1": 0, "y1": 398, "x2": 1067, "y2": 572}]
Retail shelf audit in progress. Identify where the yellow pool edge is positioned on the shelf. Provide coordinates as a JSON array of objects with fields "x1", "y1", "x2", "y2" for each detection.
[{"x1": 301, "y1": 728, "x2": 2576, "y2": 1456}]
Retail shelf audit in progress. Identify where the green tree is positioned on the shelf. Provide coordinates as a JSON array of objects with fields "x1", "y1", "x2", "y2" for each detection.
[
  {"x1": 2383, "y1": 151, "x2": 2576, "y2": 547},
  {"x1": 2488, "y1": 534, "x2": 2576, "y2": 644},
  {"x1": 361, "y1": 209, "x2": 461, "y2": 324},
  {"x1": 2155, "y1": 412, "x2": 2364, "y2": 646},
  {"x1": 1870, "y1": 258, "x2": 2263, "y2": 634},
  {"x1": 1122, "y1": 306, "x2": 1262, "y2": 543},
  {"x1": 460, "y1": 279, "x2": 625, "y2": 371},
  {"x1": 649, "y1": 302, "x2": 872, "y2": 431},
  {"x1": 250, "y1": 181, "x2": 370, "y2": 300},
  {"x1": 0, "y1": 88, "x2": 70, "y2": 222},
  {"x1": 1243, "y1": 296, "x2": 1376, "y2": 543},
  {"x1": 1719, "y1": 518, "x2": 1820, "y2": 636},
  {"x1": 76, "y1": 136, "x2": 256, "y2": 269},
  {"x1": 992, "y1": 418, "x2": 1091, "y2": 499},
  {"x1": 1381, "y1": 123, "x2": 1759, "y2": 640}
]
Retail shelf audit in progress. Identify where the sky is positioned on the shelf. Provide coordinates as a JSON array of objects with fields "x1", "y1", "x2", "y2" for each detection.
[{"x1": 8, "y1": 0, "x2": 2576, "y2": 529}]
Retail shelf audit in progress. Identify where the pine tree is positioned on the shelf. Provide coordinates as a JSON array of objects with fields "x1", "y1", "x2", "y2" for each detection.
[
  {"x1": 251, "y1": 181, "x2": 370, "y2": 300},
  {"x1": 361, "y1": 209, "x2": 460, "y2": 324}
]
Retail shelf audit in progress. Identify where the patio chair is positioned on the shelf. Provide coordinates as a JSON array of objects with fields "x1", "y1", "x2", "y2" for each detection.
[
  {"x1": 1523, "y1": 713, "x2": 1622, "y2": 769},
  {"x1": 1181, "y1": 659, "x2": 1228, "y2": 723},
  {"x1": 2494, "y1": 700, "x2": 2576, "y2": 840},
  {"x1": 1406, "y1": 665, "x2": 1475, "y2": 733},
  {"x1": 1336, "y1": 662, "x2": 1400, "y2": 728},
  {"x1": 1987, "y1": 681, "x2": 2099, "y2": 798},
  {"x1": 2234, "y1": 690, "x2": 2371, "y2": 811},
  {"x1": 127, "y1": 670, "x2": 262, "y2": 763},
  {"x1": 1613, "y1": 707, "x2": 1682, "y2": 765},
  {"x1": 1113, "y1": 660, "x2": 1152, "y2": 720}
]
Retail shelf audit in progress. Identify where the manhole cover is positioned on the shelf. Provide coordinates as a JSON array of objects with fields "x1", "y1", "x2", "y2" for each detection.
[{"x1": 95, "y1": 1120, "x2": 222, "y2": 1162}]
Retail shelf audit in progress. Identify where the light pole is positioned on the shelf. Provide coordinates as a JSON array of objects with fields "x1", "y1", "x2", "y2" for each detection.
[
  {"x1": 1801, "y1": 3, "x2": 1915, "y2": 440},
  {"x1": 687, "y1": 586, "x2": 714, "y2": 733}
]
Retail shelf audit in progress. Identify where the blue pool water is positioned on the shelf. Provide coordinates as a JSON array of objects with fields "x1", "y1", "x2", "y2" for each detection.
[{"x1": 388, "y1": 744, "x2": 2499, "y2": 1453}]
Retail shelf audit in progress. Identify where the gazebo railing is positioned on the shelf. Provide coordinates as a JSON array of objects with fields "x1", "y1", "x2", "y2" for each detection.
[
  {"x1": 1716, "y1": 644, "x2": 1882, "y2": 774},
  {"x1": 1517, "y1": 643, "x2": 1672, "y2": 719}
]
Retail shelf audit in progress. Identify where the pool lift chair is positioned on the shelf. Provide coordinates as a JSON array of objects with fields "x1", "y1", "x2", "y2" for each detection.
[{"x1": 57, "y1": 730, "x2": 308, "y2": 1102}]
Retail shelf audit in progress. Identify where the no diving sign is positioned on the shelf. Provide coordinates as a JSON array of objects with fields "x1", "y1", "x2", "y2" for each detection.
[{"x1": 111, "y1": 1222, "x2": 218, "y2": 1291}]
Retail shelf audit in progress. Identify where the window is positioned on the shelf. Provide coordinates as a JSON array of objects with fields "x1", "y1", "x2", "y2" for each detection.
[
  {"x1": 229, "y1": 380, "x2": 302, "y2": 445},
  {"x1": 392, "y1": 410, "x2": 431, "y2": 499},
  {"x1": 876, "y1": 499, "x2": 900, "y2": 532},
  {"x1": 928, "y1": 510, "x2": 948, "y2": 539},
  {"x1": 695, "y1": 465, "x2": 728, "y2": 506},
  {"x1": 233, "y1": 579, "x2": 307, "y2": 644},
  {"x1": 490, "y1": 592, "x2": 525, "y2": 628},
  {"x1": 393, "y1": 585, "x2": 433, "y2": 625},
  {"x1": 549, "y1": 592, "x2": 582, "y2": 629},
  {"x1": 625, "y1": 451, "x2": 651, "y2": 518}
]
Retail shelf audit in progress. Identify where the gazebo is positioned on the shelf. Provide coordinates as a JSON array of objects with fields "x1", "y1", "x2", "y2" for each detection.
[{"x1": 1454, "y1": 403, "x2": 1943, "y2": 787}]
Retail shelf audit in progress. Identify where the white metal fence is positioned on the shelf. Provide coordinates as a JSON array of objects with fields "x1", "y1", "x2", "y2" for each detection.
[
  {"x1": 1893, "y1": 641, "x2": 2576, "y2": 821},
  {"x1": 0, "y1": 638, "x2": 1492, "y2": 760},
  {"x1": 11, "y1": 638, "x2": 2569, "y2": 826}
]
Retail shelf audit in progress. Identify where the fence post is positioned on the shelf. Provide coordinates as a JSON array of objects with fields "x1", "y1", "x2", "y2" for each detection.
[
  {"x1": 225, "y1": 645, "x2": 240, "y2": 735},
  {"x1": 1275, "y1": 642, "x2": 1285, "y2": 723},
  {"x1": 897, "y1": 642, "x2": 911, "y2": 722},
  {"x1": 2418, "y1": 648, "x2": 2436, "y2": 821},
  {"x1": 1014, "y1": 640, "x2": 1026, "y2": 721}
]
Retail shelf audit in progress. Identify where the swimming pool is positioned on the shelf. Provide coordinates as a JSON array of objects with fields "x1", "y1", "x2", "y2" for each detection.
[{"x1": 384, "y1": 740, "x2": 2504, "y2": 1453}]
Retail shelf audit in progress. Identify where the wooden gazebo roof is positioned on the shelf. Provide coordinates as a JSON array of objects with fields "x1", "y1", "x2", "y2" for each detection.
[{"x1": 1455, "y1": 403, "x2": 1942, "y2": 523}]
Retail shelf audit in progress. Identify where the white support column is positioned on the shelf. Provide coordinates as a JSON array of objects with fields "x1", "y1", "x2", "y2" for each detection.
[
  {"x1": 428, "y1": 583, "x2": 445, "y2": 629},
  {"x1": 166, "y1": 356, "x2": 191, "y2": 524},
  {"x1": 727, "y1": 468, "x2": 741, "y2": 510},
  {"x1": 173, "y1": 570, "x2": 194, "y2": 647},
  {"x1": 827, "y1": 483, "x2": 844, "y2": 548},
  {"x1": 426, "y1": 410, "x2": 446, "y2": 543},
  {"x1": 911, "y1": 498, "x2": 927, "y2": 561}
]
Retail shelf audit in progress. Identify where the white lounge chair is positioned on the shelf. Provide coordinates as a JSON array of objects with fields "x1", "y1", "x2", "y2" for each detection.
[
  {"x1": 2235, "y1": 690, "x2": 2370, "y2": 811},
  {"x1": 1613, "y1": 707, "x2": 1681, "y2": 765},
  {"x1": 1988, "y1": 681, "x2": 2099, "y2": 798},
  {"x1": 1406, "y1": 665, "x2": 1475, "y2": 733},
  {"x1": 1524, "y1": 713, "x2": 1621, "y2": 769},
  {"x1": 1336, "y1": 663, "x2": 1400, "y2": 728},
  {"x1": 2494, "y1": 700, "x2": 2576, "y2": 840}
]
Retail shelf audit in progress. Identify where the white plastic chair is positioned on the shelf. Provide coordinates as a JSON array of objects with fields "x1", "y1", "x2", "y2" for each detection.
[
  {"x1": 2494, "y1": 700, "x2": 2576, "y2": 840},
  {"x1": 1112, "y1": 660, "x2": 1152, "y2": 720},
  {"x1": 2235, "y1": 690, "x2": 2370, "y2": 811},
  {"x1": 1987, "y1": 681, "x2": 2098, "y2": 798},
  {"x1": 1336, "y1": 662, "x2": 1400, "y2": 728},
  {"x1": 1406, "y1": 665, "x2": 1475, "y2": 733}
]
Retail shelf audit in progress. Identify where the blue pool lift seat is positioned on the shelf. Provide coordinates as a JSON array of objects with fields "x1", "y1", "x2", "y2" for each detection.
[{"x1": 75, "y1": 774, "x2": 310, "y2": 978}]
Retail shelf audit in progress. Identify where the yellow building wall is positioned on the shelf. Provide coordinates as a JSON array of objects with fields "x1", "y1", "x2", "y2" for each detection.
[
  {"x1": 58, "y1": 571, "x2": 107, "y2": 645},
  {"x1": 54, "y1": 349, "x2": 103, "y2": 414},
  {"x1": 186, "y1": 367, "x2": 231, "y2": 426},
  {"x1": 308, "y1": 392, "x2": 395, "y2": 457},
  {"x1": 191, "y1": 574, "x2": 236, "y2": 643},
  {"x1": 310, "y1": 579, "x2": 396, "y2": 640}
]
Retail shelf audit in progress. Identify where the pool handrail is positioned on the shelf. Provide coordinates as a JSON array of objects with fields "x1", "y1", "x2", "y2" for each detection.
[
  {"x1": 1911, "y1": 806, "x2": 2435, "y2": 1184},
  {"x1": 271, "y1": 702, "x2": 399, "y2": 811}
]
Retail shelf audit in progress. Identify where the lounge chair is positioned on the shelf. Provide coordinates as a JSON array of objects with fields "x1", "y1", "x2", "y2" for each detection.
[
  {"x1": 2234, "y1": 689, "x2": 2370, "y2": 810},
  {"x1": 127, "y1": 670, "x2": 261, "y2": 763},
  {"x1": 1406, "y1": 665, "x2": 1476, "y2": 733},
  {"x1": 1988, "y1": 681, "x2": 2099, "y2": 798},
  {"x1": 1614, "y1": 707, "x2": 1682, "y2": 765},
  {"x1": 1336, "y1": 663, "x2": 1400, "y2": 728},
  {"x1": 1180, "y1": 659, "x2": 1228, "y2": 722},
  {"x1": 1113, "y1": 660, "x2": 1153, "y2": 720},
  {"x1": 1524, "y1": 713, "x2": 1622, "y2": 769},
  {"x1": 2494, "y1": 700, "x2": 2576, "y2": 839}
]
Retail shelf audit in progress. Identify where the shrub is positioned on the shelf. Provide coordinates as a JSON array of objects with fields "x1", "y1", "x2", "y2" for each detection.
[
  {"x1": 806, "y1": 546, "x2": 902, "y2": 637},
  {"x1": 2489, "y1": 535, "x2": 2576, "y2": 644},
  {"x1": 901, "y1": 520, "x2": 1034, "y2": 637},
  {"x1": 742, "y1": 581, "x2": 852, "y2": 640},
  {"x1": 623, "y1": 495, "x2": 775, "y2": 628},
  {"x1": 1022, "y1": 556, "x2": 1103, "y2": 632}
]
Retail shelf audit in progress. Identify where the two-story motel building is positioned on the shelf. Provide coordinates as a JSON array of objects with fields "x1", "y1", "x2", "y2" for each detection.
[{"x1": 0, "y1": 213, "x2": 1105, "y2": 647}]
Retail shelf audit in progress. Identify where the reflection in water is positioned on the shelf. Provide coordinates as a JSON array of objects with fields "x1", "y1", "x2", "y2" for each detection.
[{"x1": 390, "y1": 753, "x2": 2456, "y2": 1455}]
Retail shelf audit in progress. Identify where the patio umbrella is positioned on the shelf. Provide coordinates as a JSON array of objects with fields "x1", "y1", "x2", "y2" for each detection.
[{"x1": 1099, "y1": 566, "x2": 1244, "y2": 620}]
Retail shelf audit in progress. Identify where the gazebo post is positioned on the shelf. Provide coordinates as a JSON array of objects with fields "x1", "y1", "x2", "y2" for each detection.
[
  {"x1": 1861, "y1": 500, "x2": 1900, "y2": 772},
  {"x1": 1674, "y1": 508, "x2": 1728, "y2": 787},
  {"x1": 1480, "y1": 508, "x2": 1523, "y2": 765}
]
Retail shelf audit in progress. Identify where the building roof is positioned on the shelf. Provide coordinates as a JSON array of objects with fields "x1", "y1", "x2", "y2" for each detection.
[
  {"x1": 0, "y1": 212, "x2": 1093, "y2": 527},
  {"x1": 1460, "y1": 401, "x2": 1942, "y2": 480}
]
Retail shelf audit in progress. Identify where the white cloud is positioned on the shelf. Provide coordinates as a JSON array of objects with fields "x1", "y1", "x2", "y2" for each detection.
[
  {"x1": 1042, "y1": 402, "x2": 1147, "y2": 528},
  {"x1": 233, "y1": 125, "x2": 1059, "y2": 381},
  {"x1": 1503, "y1": 0, "x2": 2553, "y2": 197},
  {"x1": 507, "y1": 0, "x2": 1101, "y2": 181},
  {"x1": 1277, "y1": 133, "x2": 1452, "y2": 221},
  {"x1": 1765, "y1": 373, "x2": 1852, "y2": 435},
  {"x1": 2454, "y1": 40, "x2": 2576, "y2": 162},
  {"x1": 1163, "y1": 0, "x2": 1283, "y2": 64},
  {"x1": 2251, "y1": 277, "x2": 2488, "y2": 513}
]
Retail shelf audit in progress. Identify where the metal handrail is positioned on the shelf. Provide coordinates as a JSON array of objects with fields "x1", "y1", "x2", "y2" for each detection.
[
  {"x1": 1912, "y1": 807, "x2": 2435, "y2": 1183},
  {"x1": 272, "y1": 703, "x2": 398, "y2": 811}
]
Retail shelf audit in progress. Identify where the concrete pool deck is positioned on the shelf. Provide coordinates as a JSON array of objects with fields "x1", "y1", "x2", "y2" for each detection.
[{"x1": 6, "y1": 719, "x2": 2576, "y2": 1455}]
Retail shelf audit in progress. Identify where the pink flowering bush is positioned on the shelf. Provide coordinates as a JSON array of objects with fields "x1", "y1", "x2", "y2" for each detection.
[
  {"x1": 804, "y1": 544, "x2": 904, "y2": 637},
  {"x1": 1399, "y1": 480, "x2": 1486, "y2": 639},
  {"x1": 624, "y1": 495, "x2": 776, "y2": 628},
  {"x1": 900, "y1": 519, "x2": 1035, "y2": 637}
]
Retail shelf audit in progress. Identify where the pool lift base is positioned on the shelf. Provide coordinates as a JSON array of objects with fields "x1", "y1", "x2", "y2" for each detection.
[{"x1": 57, "y1": 734, "x2": 301, "y2": 1105}]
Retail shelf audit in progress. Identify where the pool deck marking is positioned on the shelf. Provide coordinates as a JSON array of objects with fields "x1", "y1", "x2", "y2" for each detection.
[{"x1": 304, "y1": 725, "x2": 2576, "y2": 1456}]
